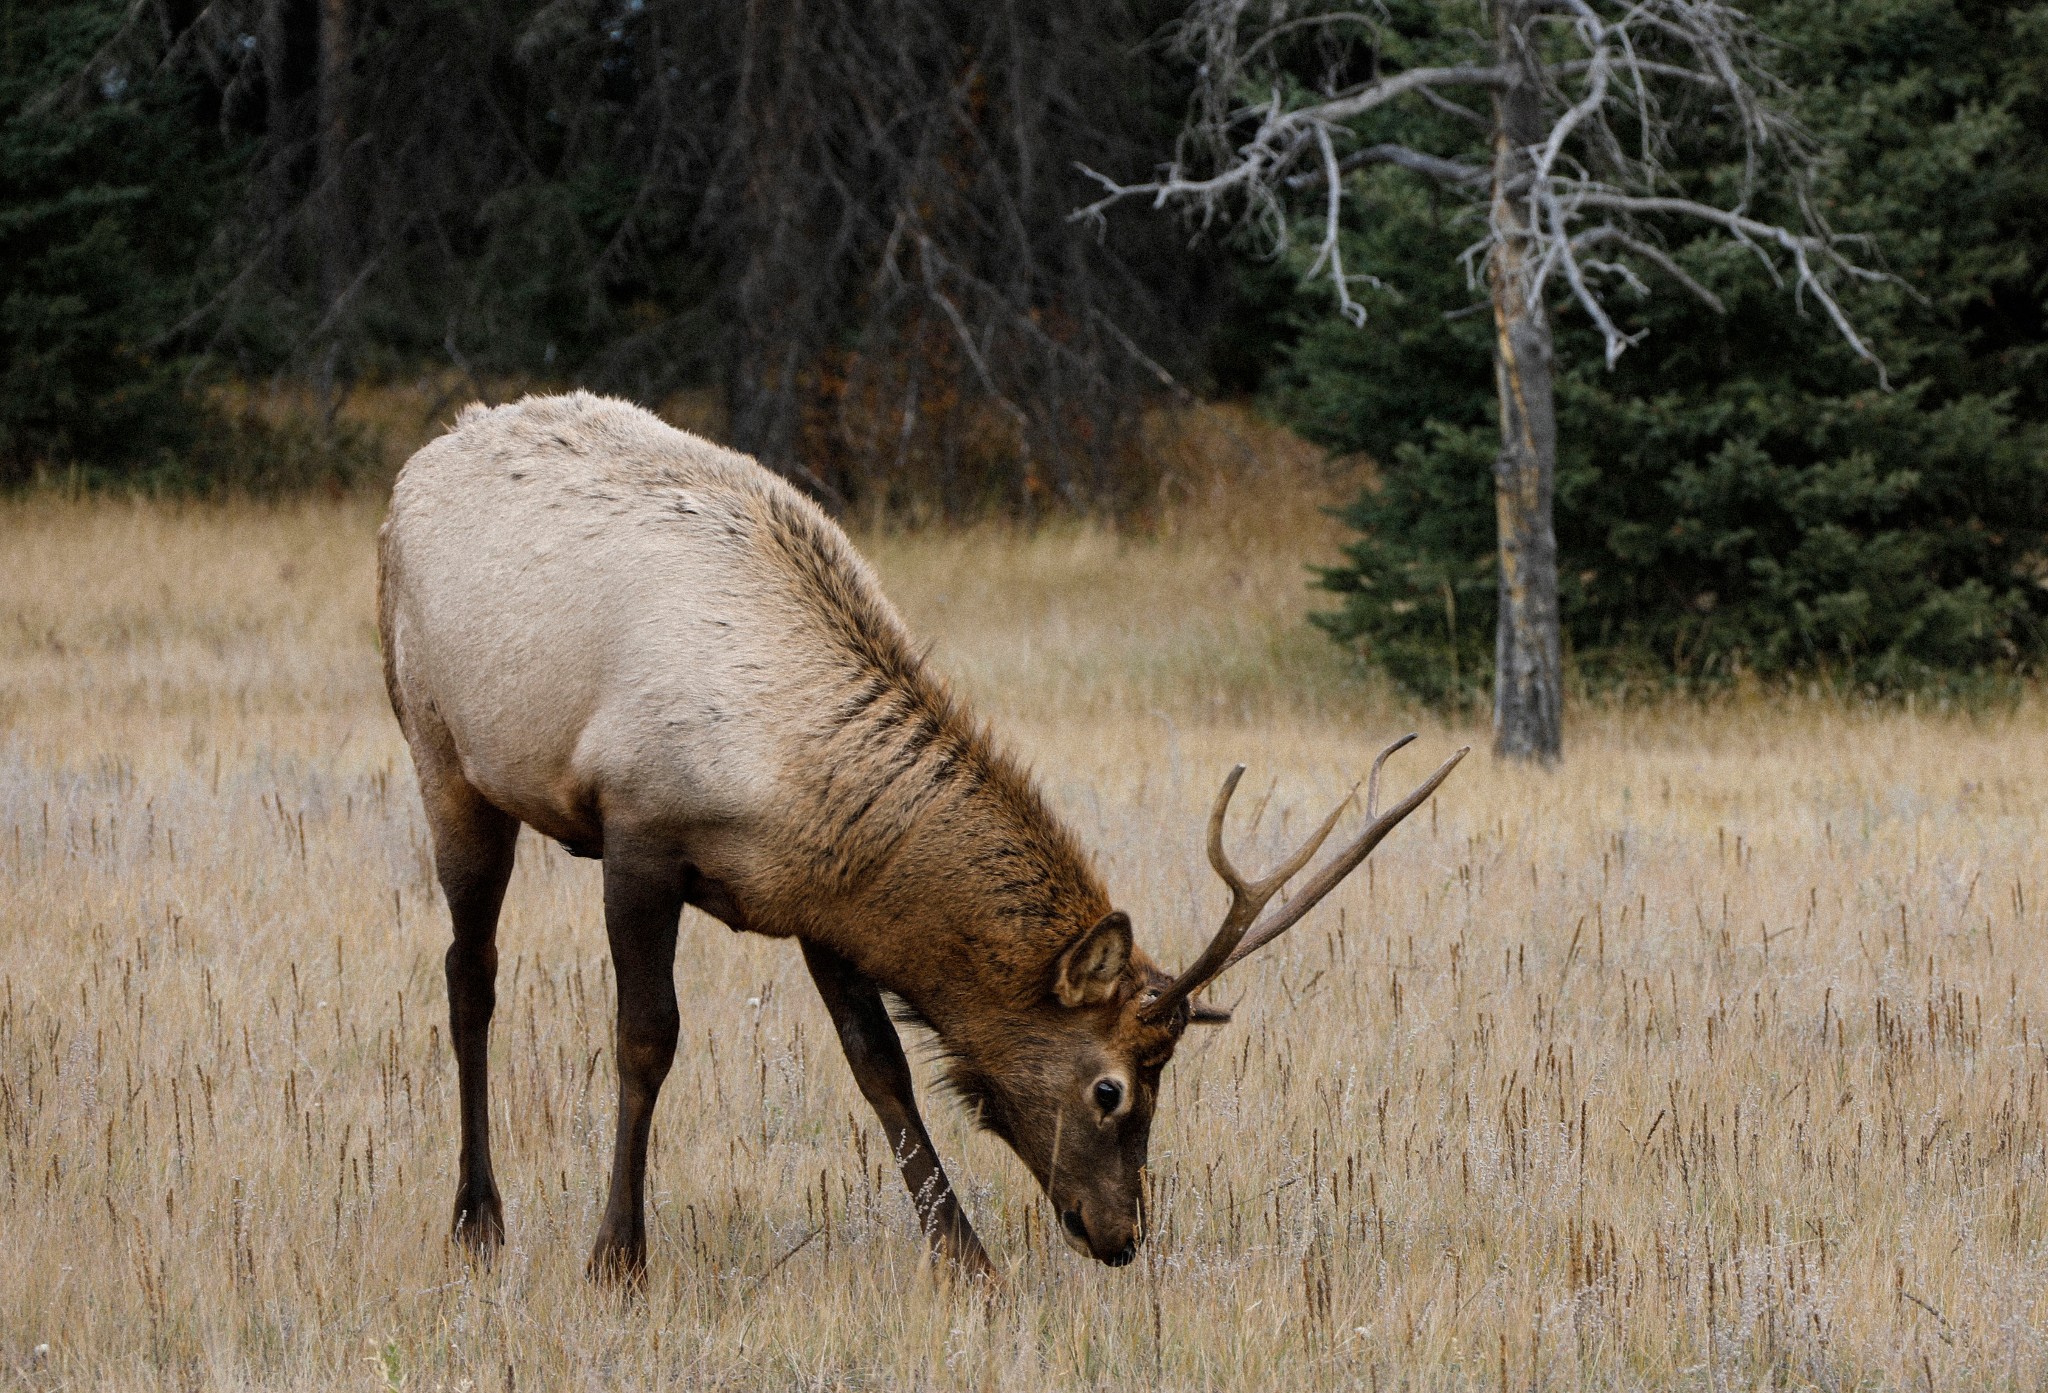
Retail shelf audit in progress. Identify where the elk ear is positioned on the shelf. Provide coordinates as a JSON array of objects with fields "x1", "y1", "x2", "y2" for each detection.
[
  {"x1": 1188, "y1": 999, "x2": 1232, "y2": 1025},
  {"x1": 1054, "y1": 911, "x2": 1131, "y2": 1008}
]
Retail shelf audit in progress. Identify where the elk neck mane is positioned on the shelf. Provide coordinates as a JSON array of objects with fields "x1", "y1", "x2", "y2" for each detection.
[{"x1": 743, "y1": 484, "x2": 1113, "y2": 995}]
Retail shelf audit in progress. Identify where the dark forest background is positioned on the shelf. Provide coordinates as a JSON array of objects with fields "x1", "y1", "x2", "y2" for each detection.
[{"x1": 5, "y1": 0, "x2": 2046, "y2": 695}]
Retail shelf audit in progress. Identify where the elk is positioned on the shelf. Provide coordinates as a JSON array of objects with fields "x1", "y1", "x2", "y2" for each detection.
[{"x1": 376, "y1": 392, "x2": 1466, "y2": 1282}]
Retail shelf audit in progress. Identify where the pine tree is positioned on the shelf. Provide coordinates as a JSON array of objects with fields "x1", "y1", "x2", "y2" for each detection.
[
  {"x1": 1298, "y1": 0, "x2": 2048, "y2": 698},
  {"x1": 0, "y1": 1, "x2": 237, "y2": 480},
  {"x1": 1082, "y1": 0, "x2": 1889, "y2": 758}
]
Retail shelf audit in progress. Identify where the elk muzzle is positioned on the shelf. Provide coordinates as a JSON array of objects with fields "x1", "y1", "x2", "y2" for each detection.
[{"x1": 1058, "y1": 1198, "x2": 1140, "y2": 1266}]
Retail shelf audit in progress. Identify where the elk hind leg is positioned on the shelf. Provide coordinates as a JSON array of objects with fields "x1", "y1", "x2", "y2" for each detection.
[
  {"x1": 589, "y1": 844, "x2": 685, "y2": 1284},
  {"x1": 802, "y1": 940, "x2": 996, "y2": 1283},
  {"x1": 417, "y1": 762, "x2": 519, "y2": 1253}
]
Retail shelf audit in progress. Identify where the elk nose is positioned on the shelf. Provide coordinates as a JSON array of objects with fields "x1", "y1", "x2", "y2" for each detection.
[{"x1": 1064, "y1": 1207, "x2": 1141, "y2": 1266}]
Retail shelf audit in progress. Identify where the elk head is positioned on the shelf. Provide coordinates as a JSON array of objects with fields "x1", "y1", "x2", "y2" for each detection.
[{"x1": 953, "y1": 735, "x2": 1468, "y2": 1266}]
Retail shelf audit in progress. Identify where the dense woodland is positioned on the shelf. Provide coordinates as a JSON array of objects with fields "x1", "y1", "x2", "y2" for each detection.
[{"x1": 5, "y1": 0, "x2": 2046, "y2": 697}]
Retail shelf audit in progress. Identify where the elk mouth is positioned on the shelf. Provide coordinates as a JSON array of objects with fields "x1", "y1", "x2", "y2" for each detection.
[{"x1": 1062, "y1": 1207, "x2": 1138, "y2": 1267}]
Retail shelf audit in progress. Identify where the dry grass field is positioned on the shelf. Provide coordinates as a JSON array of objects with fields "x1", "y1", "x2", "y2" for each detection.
[{"x1": 5, "y1": 422, "x2": 2048, "y2": 1389}]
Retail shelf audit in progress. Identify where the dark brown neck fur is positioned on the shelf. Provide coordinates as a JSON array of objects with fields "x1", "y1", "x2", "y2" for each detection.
[
  {"x1": 741, "y1": 489, "x2": 1114, "y2": 1021},
  {"x1": 786, "y1": 671, "x2": 1112, "y2": 1018}
]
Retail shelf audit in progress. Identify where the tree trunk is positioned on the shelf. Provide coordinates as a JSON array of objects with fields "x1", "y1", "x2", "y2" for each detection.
[
  {"x1": 316, "y1": 0, "x2": 351, "y2": 302},
  {"x1": 1485, "y1": 0, "x2": 1563, "y2": 763},
  {"x1": 316, "y1": 0, "x2": 352, "y2": 422}
]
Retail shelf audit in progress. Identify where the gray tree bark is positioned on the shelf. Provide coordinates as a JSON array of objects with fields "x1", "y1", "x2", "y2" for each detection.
[
  {"x1": 1485, "y1": 0, "x2": 1563, "y2": 763},
  {"x1": 316, "y1": 0, "x2": 352, "y2": 421}
]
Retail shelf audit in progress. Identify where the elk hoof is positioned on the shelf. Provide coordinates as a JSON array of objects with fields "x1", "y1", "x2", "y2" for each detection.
[
  {"x1": 586, "y1": 1238, "x2": 648, "y2": 1289},
  {"x1": 451, "y1": 1191, "x2": 504, "y2": 1254},
  {"x1": 939, "y1": 1236, "x2": 1001, "y2": 1293}
]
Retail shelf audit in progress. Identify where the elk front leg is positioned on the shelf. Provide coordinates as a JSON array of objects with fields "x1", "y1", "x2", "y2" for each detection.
[
  {"x1": 589, "y1": 847, "x2": 686, "y2": 1284},
  {"x1": 801, "y1": 940, "x2": 996, "y2": 1283}
]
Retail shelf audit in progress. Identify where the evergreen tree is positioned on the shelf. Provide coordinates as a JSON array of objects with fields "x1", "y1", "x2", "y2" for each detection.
[
  {"x1": 1083, "y1": 0, "x2": 1889, "y2": 758},
  {"x1": 0, "y1": 1, "x2": 237, "y2": 480},
  {"x1": 1301, "y1": 0, "x2": 2048, "y2": 699}
]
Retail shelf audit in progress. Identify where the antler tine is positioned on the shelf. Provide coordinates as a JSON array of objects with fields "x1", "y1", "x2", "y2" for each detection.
[
  {"x1": 1211, "y1": 768, "x2": 1357, "y2": 904},
  {"x1": 1144, "y1": 764, "x2": 1360, "y2": 1024},
  {"x1": 1219, "y1": 741, "x2": 1470, "y2": 972},
  {"x1": 1145, "y1": 768, "x2": 1279, "y2": 1021},
  {"x1": 1205, "y1": 764, "x2": 1252, "y2": 895},
  {"x1": 1364, "y1": 732, "x2": 1417, "y2": 818}
]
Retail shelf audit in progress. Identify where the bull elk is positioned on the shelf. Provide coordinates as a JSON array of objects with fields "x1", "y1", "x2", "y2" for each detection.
[{"x1": 376, "y1": 392, "x2": 1466, "y2": 1282}]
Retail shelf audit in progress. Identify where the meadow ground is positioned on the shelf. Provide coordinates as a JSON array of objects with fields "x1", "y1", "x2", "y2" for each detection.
[{"x1": 4, "y1": 419, "x2": 2048, "y2": 1389}]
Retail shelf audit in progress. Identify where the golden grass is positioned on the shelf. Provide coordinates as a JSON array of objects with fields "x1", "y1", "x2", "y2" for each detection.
[{"x1": 4, "y1": 470, "x2": 2048, "y2": 1390}]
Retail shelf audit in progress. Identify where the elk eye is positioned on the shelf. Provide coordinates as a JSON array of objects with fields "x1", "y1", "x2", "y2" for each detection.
[{"x1": 1093, "y1": 1078, "x2": 1124, "y2": 1115}]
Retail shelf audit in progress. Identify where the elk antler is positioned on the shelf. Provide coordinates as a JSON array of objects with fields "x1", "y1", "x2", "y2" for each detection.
[{"x1": 1141, "y1": 735, "x2": 1470, "y2": 1025}]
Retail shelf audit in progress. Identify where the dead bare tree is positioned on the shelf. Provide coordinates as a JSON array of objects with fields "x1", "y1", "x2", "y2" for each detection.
[{"x1": 1078, "y1": 0, "x2": 1888, "y2": 762}]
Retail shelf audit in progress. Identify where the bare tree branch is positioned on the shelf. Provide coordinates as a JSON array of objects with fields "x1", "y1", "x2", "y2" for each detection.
[
  {"x1": 1571, "y1": 225, "x2": 1725, "y2": 313},
  {"x1": 1076, "y1": 0, "x2": 1887, "y2": 378},
  {"x1": 1414, "y1": 82, "x2": 1491, "y2": 130},
  {"x1": 1563, "y1": 189, "x2": 1889, "y2": 379},
  {"x1": 1284, "y1": 144, "x2": 1487, "y2": 188},
  {"x1": 1075, "y1": 66, "x2": 1510, "y2": 226},
  {"x1": 1306, "y1": 123, "x2": 1369, "y2": 324}
]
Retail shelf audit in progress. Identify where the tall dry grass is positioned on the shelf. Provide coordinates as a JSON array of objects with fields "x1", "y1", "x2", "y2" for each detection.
[{"x1": 3, "y1": 453, "x2": 2048, "y2": 1389}]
